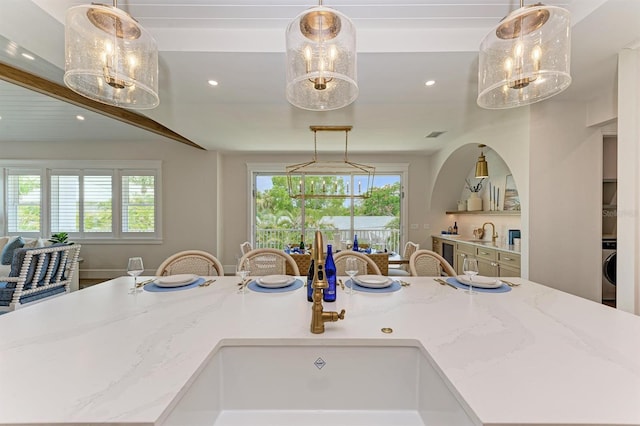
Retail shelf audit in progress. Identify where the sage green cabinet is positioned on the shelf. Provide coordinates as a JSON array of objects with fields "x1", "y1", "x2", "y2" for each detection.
[
  {"x1": 475, "y1": 246, "x2": 498, "y2": 276},
  {"x1": 455, "y1": 242, "x2": 474, "y2": 274},
  {"x1": 434, "y1": 237, "x2": 521, "y2": 277}
]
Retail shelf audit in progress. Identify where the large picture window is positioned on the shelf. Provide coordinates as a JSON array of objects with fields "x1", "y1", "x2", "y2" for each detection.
[
  {"x1": 249, "y1": 164, "x2": 407, "y2": 254},
  {"x1": 1, "y1": 160, "x2": 162, "y2": 242}
]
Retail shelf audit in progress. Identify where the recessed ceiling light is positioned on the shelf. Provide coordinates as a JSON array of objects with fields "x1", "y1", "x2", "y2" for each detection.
[
  {"x1": 76, "y1": 115, "x2": 85, "y2": 121},
  {"x1": 425, "y1": 80, "x2": 436, "y2": 87},
  {"x1": 208, "y1": 80, "x2": 219, "y2": 86},
  {"x1": 21, "y1": 53, "x2": 35, "y2": 60}
]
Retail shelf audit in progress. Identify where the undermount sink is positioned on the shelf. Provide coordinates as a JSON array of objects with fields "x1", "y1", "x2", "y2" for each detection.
[{"x1": 161, "y1": 340, "x2": 476, "y2": 426}]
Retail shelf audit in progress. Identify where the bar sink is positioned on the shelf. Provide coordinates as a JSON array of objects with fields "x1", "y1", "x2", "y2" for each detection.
[{"x1": 161, "y1": 340, "x2": 476, "y2": 426}]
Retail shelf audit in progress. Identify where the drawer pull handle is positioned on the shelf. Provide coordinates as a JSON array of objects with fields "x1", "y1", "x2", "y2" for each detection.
[
  {"x1": 503, "y1": 257, "x2": 512, "y2": 261},
  {"x1": 480, "y1": 251, "x2": 488, "y2": 255},
  {"x1": 491, "y1": 262, "x2": 498, "y2": 267}
]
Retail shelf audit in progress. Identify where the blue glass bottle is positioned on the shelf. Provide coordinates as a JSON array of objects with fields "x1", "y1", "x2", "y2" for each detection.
[
  {"x1": 306, "y1": 256, "x2": 315, "y2": 302},
  {"x1": 353, "y1": 234, "x2": 359, "y2": 252},
  {"x1": 323, "y1": 244, "x2": 337, "y2": 302}
]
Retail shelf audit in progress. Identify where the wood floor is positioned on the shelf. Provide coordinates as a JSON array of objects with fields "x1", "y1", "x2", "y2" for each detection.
[{"x1": 79, "y1": 279, "x2": 105, "y2": 289}]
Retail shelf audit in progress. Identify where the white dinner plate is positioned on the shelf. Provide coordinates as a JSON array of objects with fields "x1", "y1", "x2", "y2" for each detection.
[
  {"x1": 353, "y1": 275, "x2": 393, "y2": 288},
  {"x1": 256, "y1": 275, "x2": 296, "y2": 288},
  {"x1": 455, "y1": 275, "x2": 502, "y2": 289},
  {"x1": 155, "y1": 274, "x2": 199, "y2": 288}
]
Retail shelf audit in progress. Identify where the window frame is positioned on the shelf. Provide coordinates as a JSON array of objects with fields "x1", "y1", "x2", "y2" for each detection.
[
  {"x1": 247, "y1": 162, "x2": 408, "y2": 251},
  {"x1": 0, "y1": 160, "x2": 162, "y2": 244}
]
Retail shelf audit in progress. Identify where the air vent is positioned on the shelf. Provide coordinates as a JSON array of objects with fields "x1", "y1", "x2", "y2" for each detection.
[{"x1": 425, "y1": 131, "x2": 446, "y2": 138}]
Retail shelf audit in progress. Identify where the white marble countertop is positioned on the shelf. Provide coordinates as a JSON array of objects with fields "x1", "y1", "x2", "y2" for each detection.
[
  {"x1": 1, "y1": 275, "x2": 639, "y2": 425},
  {"x1": 434, "y1": 234, "x2": 521, "y2": 254}
]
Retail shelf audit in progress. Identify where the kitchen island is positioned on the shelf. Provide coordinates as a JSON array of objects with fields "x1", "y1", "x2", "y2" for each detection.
[{"x1": 1, "y1": 275, "x2": 639, "y2": 425}]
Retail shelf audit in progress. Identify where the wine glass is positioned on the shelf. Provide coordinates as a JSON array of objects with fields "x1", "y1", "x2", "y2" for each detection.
[
  {"x1": 345, "y1": 257, "x2": 359, "y2": 295},
  {"x1": 236, "y1": 257, "x2": 251, "y2": 293},
  {"x1": 462, "y1": 257, "x2": 479, "y2": 295},
  {"x1": 127, "y1": 257, "x2": 144, "y2": 294}
]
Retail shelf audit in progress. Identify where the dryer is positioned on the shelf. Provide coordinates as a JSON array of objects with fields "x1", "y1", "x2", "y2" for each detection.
[{"x1": 602, "y1": 239, "x2": 616, "y2": 303}]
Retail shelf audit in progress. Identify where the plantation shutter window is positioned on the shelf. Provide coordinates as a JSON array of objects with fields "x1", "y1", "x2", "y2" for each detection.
[
  {"x1": 6, "y1": 169, "x2": 42, "y2": 235},
  {"x1": 1, "y1": 161, "x2": 161, "y2": 241},
  {"x1": 122, "y1": 173, "x2": 156, "y2": 234}
]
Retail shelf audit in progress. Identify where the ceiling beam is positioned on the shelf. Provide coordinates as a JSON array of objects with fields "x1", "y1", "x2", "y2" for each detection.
[{"x1": 0, "y1": 61, "x2": 204, "y2": 150}]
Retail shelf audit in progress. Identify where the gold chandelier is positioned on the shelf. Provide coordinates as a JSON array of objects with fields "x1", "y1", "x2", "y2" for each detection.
[
  {"x1": 286, "y1": 126, "x2": 375, "y2": 199},
  {"x1": 64, "y1": 0, "x2": 159, "y2": 109},
  {"x1": 477, "y1": 1, "x2": 571, "y2": 109}
]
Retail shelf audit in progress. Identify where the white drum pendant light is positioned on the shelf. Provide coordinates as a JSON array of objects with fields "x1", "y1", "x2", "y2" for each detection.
[
  {"x1": 477, "y1": 2, "x2": 571, "y2": 109},
  {"x1": 64, "y1": 1, "x2": 159, "y2": 109},
  {"x1": 285, "y1": 1, "x2": 358, "y2": 111}
]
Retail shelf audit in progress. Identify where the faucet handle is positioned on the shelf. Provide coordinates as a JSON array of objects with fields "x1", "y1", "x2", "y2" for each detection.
[{"x1": 337, "y1": 309, "x2": 346, "y2": 320}]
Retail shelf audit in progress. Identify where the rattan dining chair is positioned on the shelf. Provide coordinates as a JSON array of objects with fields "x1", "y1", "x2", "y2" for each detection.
[
  {"x1": 239, "y1": 248, "x2": 300, "y2": 276},
  {"x1": 388, "y1": 241, "x2": 419, "y2": 277},
  {"x1": 333, "y1": 251, "x2": 382, "y2": 276},
  {"x1": 240, "y1": 241, "x2": 253, "y2": 255},
  {"x1": 155, "y1": 250, "x2": 224, "y2": 277},
  {"x1": 409, "y1": 249, "x2": 456, "y2": 277}
]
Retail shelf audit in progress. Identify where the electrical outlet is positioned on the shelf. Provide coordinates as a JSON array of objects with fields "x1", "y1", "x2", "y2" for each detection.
[
  {"x1": 423, "y1": 224, "x2": 430, "y2": 229},
  {"x1": 410, "y1": 223, "x2": 418, "y2": 230}
]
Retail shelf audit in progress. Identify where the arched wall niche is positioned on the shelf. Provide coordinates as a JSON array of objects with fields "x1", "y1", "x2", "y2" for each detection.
[{"x1": 429, "y1": 143, "x2": 522, "y2": 242}]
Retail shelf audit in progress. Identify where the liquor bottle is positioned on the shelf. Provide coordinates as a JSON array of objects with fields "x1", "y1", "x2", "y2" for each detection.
[
  {"x1": 299, "y1": 234, "x2": 305, "y2": 252},
  {"x1": 453, "y1": 221, "x2": 458, "y2": 235},
  {"x1": 323, "y1": 244, "x2": 337, "y2": 302},
  {"x1": 307, "y1": 249, "x2": 315, "y2": 302},
  {"x1": 352, "y1": 234, "x2": 359, "y2": 252}
]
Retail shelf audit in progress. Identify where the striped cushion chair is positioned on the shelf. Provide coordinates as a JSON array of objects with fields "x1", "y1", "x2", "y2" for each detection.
[{"x1": 0, "y1": 244, "x2": 81, "y2": 312}]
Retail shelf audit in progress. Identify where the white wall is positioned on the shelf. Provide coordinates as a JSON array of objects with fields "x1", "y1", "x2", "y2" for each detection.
[
  {"x1": 617, "y1": 48, "x2": 640, "y2": 314},
  {"x1": 0, "y1": 139, "x2": 219, "y2": 278},
  {"x1": 528, "y1": 101, "x2": 603, "y2": 302}
]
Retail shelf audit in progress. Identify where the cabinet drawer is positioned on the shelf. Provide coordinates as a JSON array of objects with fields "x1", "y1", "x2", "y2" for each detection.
[
  {"x1": 475, "y1": 246, "x2": 497, "y2": 261},
  {"x1": 432, "y1": 237, "x2": 441, "y2": 254},
  {"x1": 456, "y1": 242, "x2": 475, "y2": 255},
  {"x1": 498, "y1": 252, "x2": 520, "y2": 267}
]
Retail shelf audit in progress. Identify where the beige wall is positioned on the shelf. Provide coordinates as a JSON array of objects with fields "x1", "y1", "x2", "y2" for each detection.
[
  {"x1": 529, "y1": 100, "x2": 604, "y2": 302},
  {"x1": 0, "y1": 138, "x2": 219, "y2": 278}
]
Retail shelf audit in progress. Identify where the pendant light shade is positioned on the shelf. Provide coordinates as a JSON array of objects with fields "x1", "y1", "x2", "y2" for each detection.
[
  {"x1": 285, "y1": 3, "x2": 358, "y2": 111},
  {"x1": 64, "y1": 3, "x2": 159, "y2": 109},
  {"x1": 475, "y1": 145, "x2": 489, "y2": 178},
  {"x1": 477, "y1": 3, "x2": 571, "y2": 109}
]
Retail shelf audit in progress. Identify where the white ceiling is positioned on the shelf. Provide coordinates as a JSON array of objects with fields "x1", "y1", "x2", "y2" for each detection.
[{"x1": 1, "y1": 0, "x2": 639, "y2": 153}]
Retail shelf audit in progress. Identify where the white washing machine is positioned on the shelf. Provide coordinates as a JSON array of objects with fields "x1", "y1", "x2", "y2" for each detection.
[{"x1": 602, "y1": 239, "x2": 616, "y2": 302}]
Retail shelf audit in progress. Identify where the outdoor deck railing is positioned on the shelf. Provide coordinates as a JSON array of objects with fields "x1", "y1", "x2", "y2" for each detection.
[{"x1": 255, "y1": 228, "x2": 401, "y2": 253}]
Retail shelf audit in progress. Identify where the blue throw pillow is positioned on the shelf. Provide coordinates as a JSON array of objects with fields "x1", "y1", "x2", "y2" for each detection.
[{"x1": 1, "y1": 237, "x2": 25, "y2": 265}]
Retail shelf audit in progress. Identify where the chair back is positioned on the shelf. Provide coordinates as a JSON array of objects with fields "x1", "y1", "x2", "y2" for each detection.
[
  {"x1": 400, "y1": 241, "x2": 419, "y2": 272},
  {"x1": 240, "y1": 241, "x2": 253, "y2": 255},
  {"x1": 155, "y1": 250, "x2": 224, "y2": 277},
  {"x1": 409, "y1": 249, "x2": 456, "y2": 277},
  {"x1": 0, "y1": 244, "x2": 81, "y2": 311},
  {"x1": 333, "y1": 251, "x2": 382, "y2": 276},
  {"x1": 240, "y1": 248, "x2": 300, "y2": 276}
]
